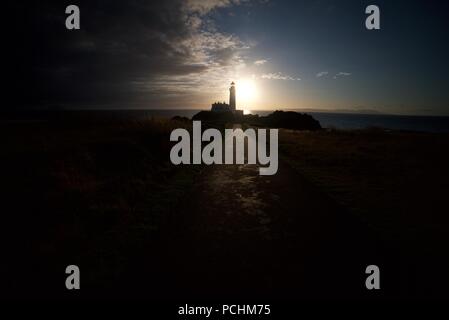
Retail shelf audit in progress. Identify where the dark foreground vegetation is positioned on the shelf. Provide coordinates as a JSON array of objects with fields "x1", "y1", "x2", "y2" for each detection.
[
  {"x1": 2, "y1": 117, "x2": 200, "y2": 298},
  {"x1": 280, "y1": 129, "x2": 449, "y2": 297},
  {"x1": 1, "y1": 115, "x2": 449, "y2": 299}
]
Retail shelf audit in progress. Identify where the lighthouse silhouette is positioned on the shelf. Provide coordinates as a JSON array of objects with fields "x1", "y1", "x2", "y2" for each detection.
[
  {"x1": 210, "y1": 81, "x2": 241, "y2": 115},
  {"x1": 229, "y1": 82, "x2": 236, "y2": 111}
]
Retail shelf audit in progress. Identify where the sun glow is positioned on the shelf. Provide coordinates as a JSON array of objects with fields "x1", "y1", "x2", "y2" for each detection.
[{"x1": 237, "y1": 79, "x2": 258, "y2": 107}]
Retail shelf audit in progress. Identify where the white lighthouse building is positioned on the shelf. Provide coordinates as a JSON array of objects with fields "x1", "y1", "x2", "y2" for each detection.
[
  {"x1": 211, "y1": 82, "x2": 242, "y2": 116},
  {"x1": 229, "y1": 81, "x2": 236, "y2": 111}
]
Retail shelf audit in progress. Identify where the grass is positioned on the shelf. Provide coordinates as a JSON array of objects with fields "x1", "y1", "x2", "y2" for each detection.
[
  {"x1": 279, "y1": 128, "x2": 449, "y2": 253},
  {"x1": 1, "y1": 117, "x2": 201, "y2": 295},
  {"x1": 3, "y1": 117, "x2": 449, "y2": 297}
]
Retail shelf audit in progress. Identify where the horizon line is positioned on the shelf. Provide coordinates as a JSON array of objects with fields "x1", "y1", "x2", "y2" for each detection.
[{"x1": 11, "y1": 106, "x2": 449, "y2": 118}]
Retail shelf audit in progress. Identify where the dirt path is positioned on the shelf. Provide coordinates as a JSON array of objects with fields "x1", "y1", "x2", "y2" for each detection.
[{"x1": 160, "y1": 158, "x2": 398, "y2": 300}]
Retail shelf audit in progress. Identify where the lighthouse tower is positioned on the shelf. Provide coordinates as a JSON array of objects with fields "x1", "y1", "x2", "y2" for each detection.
[{"x1": 229, "y1": 82, "x2": 236, "y2": 111}]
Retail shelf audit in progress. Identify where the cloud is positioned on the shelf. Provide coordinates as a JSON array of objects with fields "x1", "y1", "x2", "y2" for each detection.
[
  {"x1": 333, "y1": 72, "x2": 352, "y2": 79},
  {"x1": 184, "y1": 0, "x2": 249, "y2": 15},
  {"x1": 15, "y1": 0, "x2": 263, "y2": 108},
  {"x1": 261, "y1": 72, "x2": 300, "y2": 81},
  {"x1": 254, "y1": 59, "x2": 268, "y2": 65},
  {"x1": 316, "y1": 71, "x2": 329, "y2": 78}
]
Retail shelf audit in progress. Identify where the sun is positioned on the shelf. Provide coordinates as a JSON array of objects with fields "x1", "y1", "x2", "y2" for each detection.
[{"x1": 237, "y1": 79, "x2": 258, "y2": 107}]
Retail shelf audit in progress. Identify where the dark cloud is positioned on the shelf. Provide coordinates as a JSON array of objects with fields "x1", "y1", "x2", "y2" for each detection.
[{"x1": 7, "y1": 0, "x2": 253, "y2": 108}]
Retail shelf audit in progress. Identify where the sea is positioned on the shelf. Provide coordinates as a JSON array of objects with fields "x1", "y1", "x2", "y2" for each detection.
[{"x1": 2, "y1": 109, "x2": 449, "y2": 133}]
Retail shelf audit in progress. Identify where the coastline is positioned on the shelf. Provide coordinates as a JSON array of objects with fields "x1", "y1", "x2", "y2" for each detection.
[{"x1": 2, "y1": 108, "x2": 449, "y2": 133}]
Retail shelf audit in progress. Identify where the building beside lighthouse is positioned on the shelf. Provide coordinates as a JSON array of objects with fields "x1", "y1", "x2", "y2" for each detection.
[{"x1": 211, "y1": 82, "x2": 242, "y2": 116}]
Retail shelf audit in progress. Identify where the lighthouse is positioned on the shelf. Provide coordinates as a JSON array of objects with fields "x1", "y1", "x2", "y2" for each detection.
[
  {"x1": 211, "y1": 81, "x2": 242, "y2": 116},
  {"x1": 229, "y1": 82, "x2": 236, "y2": 111}
]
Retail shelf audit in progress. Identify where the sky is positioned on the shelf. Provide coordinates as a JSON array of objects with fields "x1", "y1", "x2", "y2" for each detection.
[{"x1": 8, "y1": 0, "x2": 449, "y2": 115}]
